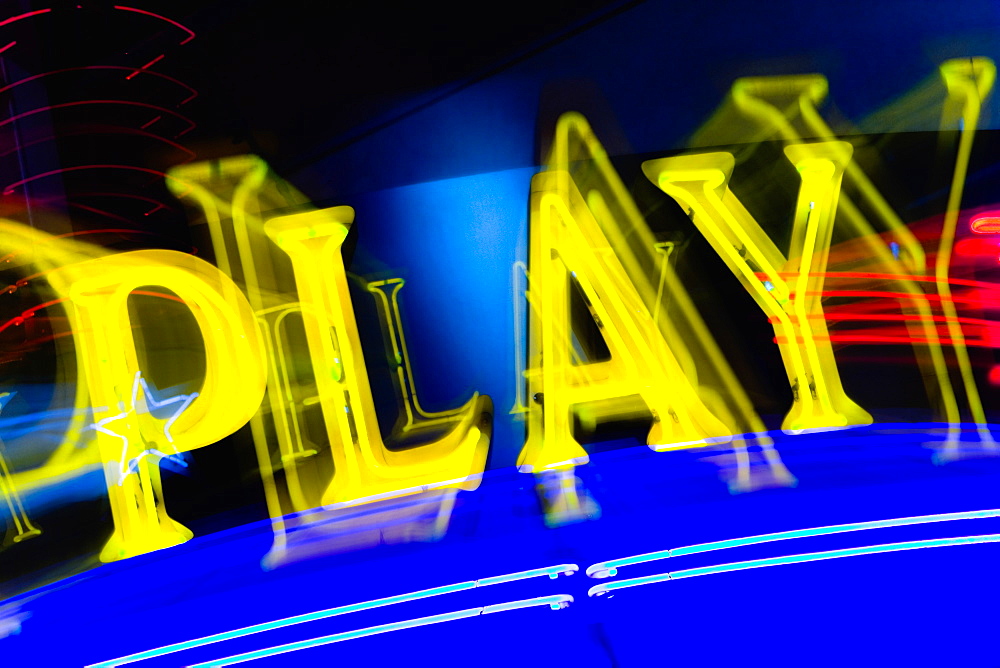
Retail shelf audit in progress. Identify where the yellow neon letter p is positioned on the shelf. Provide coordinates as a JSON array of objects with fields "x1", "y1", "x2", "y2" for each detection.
[{"x1": 50, "y1": 250, "x2": 266, "y2": 562}]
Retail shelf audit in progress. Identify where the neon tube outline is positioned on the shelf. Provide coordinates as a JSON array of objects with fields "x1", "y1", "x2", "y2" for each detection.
[
  {"x1": 589, "y1": 533, "x2": 1000, "y2": 597},
  {"x1": 84, "y1": 564, "x2": 577, "y2": 667},
  {"x1": 188, "y1": 595, "x2": 574, "y2": 667},
  {"x1": 587, "y1": 508, "x2": 1000, "y2": 578}
]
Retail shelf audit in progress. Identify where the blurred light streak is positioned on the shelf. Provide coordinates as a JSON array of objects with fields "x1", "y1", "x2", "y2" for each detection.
[
  {"x1": 3, "y1": 165, "x2": 192, "y2": 197},
  {"x1": 125, "y1": 54, "x2": 164, "y2": 80},
  {"x1": 0, "y1": 41, "x2": 16, "y2": 55},
  {"x1": 0, "y1": 127, "x2": 197, "y2": 160},
  {"x1": 0, "y1": 392, "x2": 42, "y2": 544},
  {"x1": 586, "y1": 507, "x2": 1000, "y2": 578},
  {"x1": 188, "y1": 596, "x2": 574, "y2": 668},
  {"x1": 589, "y1": 533, "x2": 1000, "y2": 597},
  {"x1": 0, "y1": 9, "x2": 51, "y2": 29},
  {"x1": 0, "y1": 66, "x2": 198, "y2": 105},
  {"x1": 931, "y1": 59, "x2": 996, "y2": 454},
  {"x1": 0, "y1": 100, "x2": 195, "y2": 139},
  {"x1": 85, "y1": 565, "x2": 576, "y2": 667},
  {"x1": 113, "y1": 6, "x2": 195, "y2": 44}
]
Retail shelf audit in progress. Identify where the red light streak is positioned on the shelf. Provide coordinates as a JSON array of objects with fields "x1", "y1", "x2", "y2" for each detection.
[
  {"x1": 0, "y1": 67, "x2": 197, "y2": 105},
  {"x1": 68, "y1": 203, "x2": 135, "y2": 225},
  {"x1": 0, "y1": 100, "x2": 196, "y2": 136},
  {"x1": 2, "y1": 165, "x2": 191, "y2": 197},
  {"x1": 0, "y1": 40, "x2": 16, "y2": 54},
  {"x1": 126, "y1": 54, "x2": 165, "y2": 80},
  {"x1": 0, "y1": 9, "x2": 51, "y2": 29},
  {"x1": 0, "y1": 127, "x2": 196, "y2": 160},
  {"x1": 74, "y1": 191, "x2": 176, "y2": 216},
  {"x1": 758, "y1": 270, "x2": 1000, "y2": 292},
  {"x1": 0, "y1": 291, "x2": 183, "y2": 337},
  {"x1": 769, "y1": 312, "x2": 1000, "y2": 329},
  {"x1": 140, "y1": 115, "x2": 162, "y2": 129},
  {"x1": 0, "y1": 299, "x2": 64, "y2": 335},
  {"x1": 775, "y1": 333, "x2": 999, "y2": 348},
  {"x1": 816, "y1": 290, "x2": 993, "y2": 306},
  {"x1": 113, "y1": 6, "x2": 195, "y2": 44}
]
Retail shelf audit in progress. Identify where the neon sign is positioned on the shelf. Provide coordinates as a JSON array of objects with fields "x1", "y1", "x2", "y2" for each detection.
[{"x1": 1, "y1": 57, "x2": 997, "y2": 562}]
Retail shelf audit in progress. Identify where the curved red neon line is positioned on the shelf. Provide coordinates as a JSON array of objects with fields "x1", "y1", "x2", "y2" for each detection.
[
  {"x1": 0, "y1": 227, "x2": 172, "y2": 266},
  {"x1": 816, "y1": 290, "x2": 989, "y2": 305},
  {"x1": 0, "y1": 100, "x2": 196, "y2": 135},
  {"x1": 0, "y1": 9, "x2": 51, "y2": 29},
  {"x1": 759, "y1": 271, "x2": 1000, "y2": 292},
  {"x1": 0, "y1": 40, "x2": 16, "y2": 54},
  {"x1": 113, "y1": 6, "x2": 195, "y2": 44},
  {"x1": 2, "y1": 165, "x2": 190, "y2": 196},
  {"x1": 768, "y1": 312, "x2": 1000, "y2": 329},
  {"x1": 68, "y1": 203, "x2": 135, "y2": 225},
  {"x1": 0, "y1": 126, "x2": 195, "y2": 160},
  {"x1": 776, "y1": 334, "x2": 997, "y2": 348},
  {"x1": 0, "y1": 298, "x2": 64, "y2": 335},
  {"x1": 0, "y1": 289, "x2": 183, "y2": 338},
  {"x1": 0, "y1": 66, "x2": 197, "y2": 104},
  {"x1": 74, "y1": 191, "x2": 177, "y2": 216}
]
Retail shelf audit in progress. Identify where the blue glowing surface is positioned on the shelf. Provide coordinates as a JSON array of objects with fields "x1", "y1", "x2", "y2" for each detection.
[{"x1": 4, "y1": 424, "x2": 1000, "y2": 666}]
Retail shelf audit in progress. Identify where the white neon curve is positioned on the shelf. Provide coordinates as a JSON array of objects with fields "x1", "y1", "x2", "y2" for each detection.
[
  {"x1": 188, "y1": 595, "x2": 573, "y2": 667},
  {"x1": 85, "y1": 564, "x2": 577, "y2": 667},
  {"x1": 586, "y1": 507, "x2": 1000, "y2": 578}
]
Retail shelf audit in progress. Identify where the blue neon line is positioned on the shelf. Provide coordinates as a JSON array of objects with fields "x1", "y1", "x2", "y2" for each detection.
[
  {"x1": 189, "y1": 595, "x2": 573, "y2": 667},
  {"x1": 588, "y1": 533, "x2": 1000, "y2": 597},
  {"x1": 585, "y1": 508, "x2": 1000, "y2": 577},
  {"x1": 85, "y1": 565, "x2": 577, "y2": 667}
]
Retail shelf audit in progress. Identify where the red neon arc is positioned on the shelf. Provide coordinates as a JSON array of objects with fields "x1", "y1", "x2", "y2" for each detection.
[
  {"x1": 768, "y1": 312, "x2": 1000, "y2": 329},
  {"x1": 0, "y1": 67, "x2": 198, "y2": 105},
  {"x1": 0, "y1": 126, "x2": 196, "y2": 160},
  {"x1": 0, "y1": 9, "x2": 51, "y2": 29},
  {"x1": 0, "y1": 99, "x2": 196, "y2": 135},
  {"x1": 775, "y1": 334, "x2": 998, "y2": 348},
  {"x1": 2, "y1": 165, "x2": 191, "y2": 197},
  {"x1": 114, "y1": 6, "x2": 195, "y2": 44},
  {"x1": 758, "y1": 270, "x2": 1000, "y2": 292}
]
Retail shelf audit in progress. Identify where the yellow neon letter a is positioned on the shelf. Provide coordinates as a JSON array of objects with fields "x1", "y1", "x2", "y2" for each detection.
[
  {"x1": 644, "y1": 142, "x2": 872, "y2": 433},
  {"x1": 520, "y1": 120, "x2": 746, "y2": 474},
  {"x1": 49, "y1": 250, "x2": 266, "y2": 562}
]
